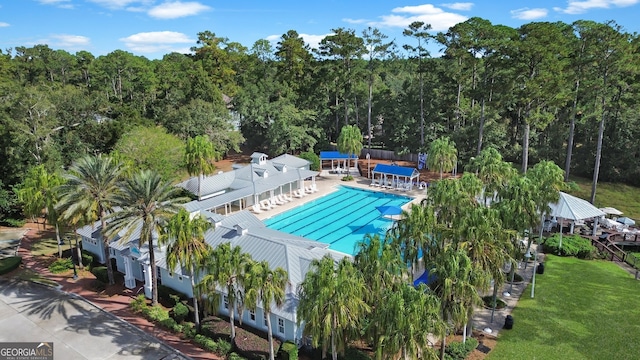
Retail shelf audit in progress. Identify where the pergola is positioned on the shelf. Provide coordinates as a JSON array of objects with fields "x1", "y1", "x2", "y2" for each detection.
[
  {"x1": 371, "y1": 164, "x2": 420, "y2": 190},
  {"x1": 319, "y1": 151, "x2": 358, "y2": 172}
]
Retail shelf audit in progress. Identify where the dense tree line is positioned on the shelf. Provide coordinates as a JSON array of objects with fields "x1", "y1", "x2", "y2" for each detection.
[{"x1": 1, "y1": 17, "x2": 639, "y2": 221}]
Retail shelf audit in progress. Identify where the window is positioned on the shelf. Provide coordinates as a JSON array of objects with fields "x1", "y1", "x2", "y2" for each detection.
[
  {"x1": 168, "y1": 272, "x2": 174, "y2": 278},
  {"x1": 157, "y1": 267, "x2": 162, "y2": 283},
  {"x1": 249, "y1": 309, "x2": 256, "y2": 322},
  {"x1": 178, "y1": 276, "x2": 183, "y2": 282},
  {"x1": 223, "y1": 295, "x2": 229, "y2": 309},
  {"x1": 263, "y1": 314, "x2": 268, "y2": 327},
  {"x1": 278, "y1": 318, "x2": 285, "y2": 334}
]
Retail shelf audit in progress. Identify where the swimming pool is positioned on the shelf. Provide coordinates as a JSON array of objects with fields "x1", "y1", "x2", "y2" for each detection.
[{"x1": 264, "y1": 186, "x2": 412, "y2": 256}]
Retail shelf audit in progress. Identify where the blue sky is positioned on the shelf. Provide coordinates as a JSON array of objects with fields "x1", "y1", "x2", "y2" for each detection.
[{"x1": 1, "y1": 0, "x2": 638, "y2": 60}]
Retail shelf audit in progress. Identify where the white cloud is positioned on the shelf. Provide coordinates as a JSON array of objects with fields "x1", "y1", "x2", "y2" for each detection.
[
  {"x1": 50, "y1": 34, "x2": 91, "y2": 48},
  {"x1": 300, "y1": 33, "x2": 332, "y2": 50},
  {"x1": 510, "y1": 7, "x2": 549, "y2": 20},
  {"x1": 0, "y1": 22, "x2": 9, "y2": 27},
  {"x1": 370, "y1": 4, "x2": 468, "y2": 31},
  {"x1": 264, "y1": 33, "x2": 332, "y2": 50},
  {"x1": 120, "y1": 31, "x2": 195, "y2": 53},
  {"x1": 148, "y1": 1, "x2": 211, "y2": 19},
  {"x1": 37, "y1": 0, "x2": 74, "y2": 8},
  {"x1": 554, "y1": 0, "x2": 639, "y2": 14},
  {"x1": 343, "y1": 18, "x2": 367, "y2": 24},
  {"x1": 88, "y1": 0, "x2": 152, "y2": 10},
  {"x1": 440, "y1": 2, "x2": 474, "y2": 11}
]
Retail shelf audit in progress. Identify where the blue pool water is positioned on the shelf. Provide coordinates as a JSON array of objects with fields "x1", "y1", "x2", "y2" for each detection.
[{"x1": 264, "y1": 186, "x2": 412, "y2": 256}]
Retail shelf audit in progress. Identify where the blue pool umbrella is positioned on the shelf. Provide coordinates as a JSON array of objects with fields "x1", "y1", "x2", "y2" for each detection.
[{"x1": 376, "y1": 205, "x2": 403, "y2": 217}]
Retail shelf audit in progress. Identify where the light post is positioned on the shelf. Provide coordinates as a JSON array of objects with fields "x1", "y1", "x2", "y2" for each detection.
[
  {"x1": 63, "y1": 237, "x2": 78, "y2": 280},
  {"x1": 366, "y1": 153, "x2": 371, "y2": 179}
]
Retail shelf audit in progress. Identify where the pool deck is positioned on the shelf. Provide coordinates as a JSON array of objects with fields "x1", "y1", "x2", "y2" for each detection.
[{"x1": 253, "y1": 168, "x2": 426, "y2": 221}]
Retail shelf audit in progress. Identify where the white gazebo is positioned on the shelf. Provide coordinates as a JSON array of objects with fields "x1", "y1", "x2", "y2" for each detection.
[{"x1": 548, "y1": 192, "x2": 606, "y2": 247}]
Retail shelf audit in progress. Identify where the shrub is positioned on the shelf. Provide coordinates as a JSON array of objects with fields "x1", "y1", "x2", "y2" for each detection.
[
  {"x1": 81, "y1": 250, "x2": 94, "y2": 269},
  {"x1": 0, "y1": 256, "x2": 22, "y2": 274},
  {"x1": 3, "y1": 218, "x2": 25, "y2": 227},
  {"x1": 91, "y1": 280, "x2": 106, "y2": 292},
  {"x1": 172, "y1": 302, "x2": 189, "y2": 323},
  {"x1": 194, "y1": 334, "x2": 219, "y2": 352},
  {"x1": 278, "y1": 341, "x2": 298, "y2": 360},
  {"x1": 91, "y1": 266, "x2": 109, "y2": 283},
  {"x1": 48, "y1": 258, "x2": 74, "y2": 273},
  {"x1": 182, "y1": 322, "x2": 197, "y2": 339},
  {"x1": 143, "y1": 305, "x2": 170, "y2": 322},
  {"x1": 299, "y1": 151, "x2": 320, "y2": 171},
  {"x1": 159, "y1": 317, "x2": 184, "y2": 333},
  {"x1": 157, "y1": 284, "x2": 187, "y2": 306},
  {"x1": 216, "y1": 339, "x2": 232, "y2": 356},
  {"x1": 228, "y1": 353, "x2": 247, "y2": 360},
  {"x1": 130, "y1": 294, "x2": 147, "y2": 313},
  {"x1": 341, "y1": 175, "x2": 354, "y2": 181},
  {"x1": 444, "y1": 338, "x2": 479, "y2": 360},
  {"x1": 543, "y1": 234, "x2": 596, "y2": 259}
]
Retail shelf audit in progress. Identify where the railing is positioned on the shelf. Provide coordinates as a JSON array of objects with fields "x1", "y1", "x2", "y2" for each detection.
[
  {"x1": 590, "y1": 238, "x2": 624, "y2": 262},
  {"x1": 625, "y1": 252, "x2": 640, "y2": 271}
]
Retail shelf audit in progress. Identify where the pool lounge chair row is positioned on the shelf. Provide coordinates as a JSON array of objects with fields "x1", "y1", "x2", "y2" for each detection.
[
  {"x1": 370, "y1": 179, "x2": 413, "y2": 191},
  {"x1": 250, "y1": 194, "x2": 294, "y2": 214}
]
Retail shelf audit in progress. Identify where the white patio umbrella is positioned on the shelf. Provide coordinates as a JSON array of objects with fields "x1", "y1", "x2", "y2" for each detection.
[{"x1": 599, "y1": 207, "x2": 623, "y2": 216}]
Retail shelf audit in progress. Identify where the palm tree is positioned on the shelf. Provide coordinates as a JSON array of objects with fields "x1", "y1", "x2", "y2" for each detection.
[
  {"x1": 16, "y1": 165, "x2": 64, "y2": 256},
  {"x1": 297, "y1": 255, "x2": 370, "y2": 360},
  {"x1": 466, "y1": 148, "x2": 516, "y2": 205},
  {"x1": 105, "y1": 170, "x2": 187, "y2": 305},
  {"x1": 243, "y1": 260, "x2": 289, "y2": 360},
  {"x1": 375, "y1": 284, "x2": 443, "y2": 360},
  {"x1": 430, "y1": 246, "x2": 480, "y2": 360},
  {"x1": 336, "y1": 125, "x2": 363, "y2": 171},
  {"x1": 161, "y1": 208, "x2": 212, "y2": 331},
  {"x1": 427, "y1": 137, "x2": 458, "y2": 179},
  {"x1": 185, "y1": 135, "x2": 220, "y2": 201},
  {"x1": 391, "y1": 204, "x2": 436, "y2": 272},
  {"x1": 198, "y1": 242, "x2": 251, "y2": 342},
  {"x1": 57, "y1": 155, "x2": 123, "y2": 285}
]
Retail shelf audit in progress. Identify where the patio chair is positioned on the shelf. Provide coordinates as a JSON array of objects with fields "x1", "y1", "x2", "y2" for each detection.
[
  {"x1": 250, "y1": 204, "x2": 262, "y2": 214},
  {"x1": 259, "y1": 200, "x2": 272, "y2": 211},
  {"x1": 278, "y1": 194, "x2": 289, "y2": 203},
  {"x1": 283, "y1": 193, "x2": 293, "y2": 202},
  {"x1": 294, "y1": 189, "x2": 305, "y2": 198}
]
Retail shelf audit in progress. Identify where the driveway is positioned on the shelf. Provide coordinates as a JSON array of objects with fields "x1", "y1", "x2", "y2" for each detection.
[{"x1": 0, "y1": 278, "x2": 189, "y2": 360}]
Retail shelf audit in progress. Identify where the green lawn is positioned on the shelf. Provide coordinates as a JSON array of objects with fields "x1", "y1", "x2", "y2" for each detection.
[
  {"x1": 31, "y1": 237, "x2": 62, "y2": 256},
  {"x1": 487, "y1": 255, "x2": 640, "y2": 360},
  {"x1": 568, "y1": 176, "x2": 640, "y2": 220}
]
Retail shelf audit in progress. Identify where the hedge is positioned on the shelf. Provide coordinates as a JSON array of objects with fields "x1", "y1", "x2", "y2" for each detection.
[
  {"x1": 91, "y1": 266, "x2": 109, "y2": 283},
  {"x1": 543, "y1": 234, "x2": 597, "y2": 259},
  {"x1": 0, "y1": 256, "x2": 22, "y2": 274}
]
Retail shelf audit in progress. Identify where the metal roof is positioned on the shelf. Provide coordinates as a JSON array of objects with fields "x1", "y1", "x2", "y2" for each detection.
[
  {"x1": 270, "y1": 154, "x2": 310, "y2": 168},
  {"x1": 320, "y1": 151, "x2": 358, "y2": 160},
  {"x1": 372, "y1": 164, "x2": 420, "y2": 177},
  {"x1": 549, "y1": 192, "x2": 606, "y2": 220}
]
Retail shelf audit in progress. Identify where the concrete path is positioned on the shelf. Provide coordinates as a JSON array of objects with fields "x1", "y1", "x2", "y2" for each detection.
[
  {"x1": 472, "y1": 246, "x2": 544, "y2": 337},
  {"x1": 0, "y1": 278, "x2": 188, "y2": 360}
]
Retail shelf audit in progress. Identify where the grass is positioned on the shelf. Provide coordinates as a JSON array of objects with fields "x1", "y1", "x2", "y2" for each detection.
[
  {"x1": 568, "y1": 176, "x2": 640, "y2": 220},
  {"x1": 31, "y1": 237, "x2": 62, "y2": 256},
  {"x1": 487, "y1": 255, "x2": 640, "y2": 360}
]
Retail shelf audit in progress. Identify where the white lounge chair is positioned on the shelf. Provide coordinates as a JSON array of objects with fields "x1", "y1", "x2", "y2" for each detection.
[
  {"x1": 277, "y1": 194, "x2": 289, "y2": 203},
  {"x1": 283, "y1": 193, "x2": 293, "y2": 202},
  {"x1": 270, "y1": 198, "x2": 282, "y2": 207},
  {"x1": 250, "y1": 204, "x2": 262, "y2": 214},
  {"x1": 259, "y1": 200, "x2": 272, "y2": 210},
  {"x1": 294, "y1": 189, "x2": 305, "y2": 198}
]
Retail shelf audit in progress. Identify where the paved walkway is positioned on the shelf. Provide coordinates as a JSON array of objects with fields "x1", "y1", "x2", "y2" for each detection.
[
  {"x1": 0, "y1": 277, "x2": 188, "y2": 360},
  {"x1": 13, "y1": 228, "x2": 222, "y2": 360},
  {"x1": 472, "y1": 246, "x2": 544, "y2": 338}
]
